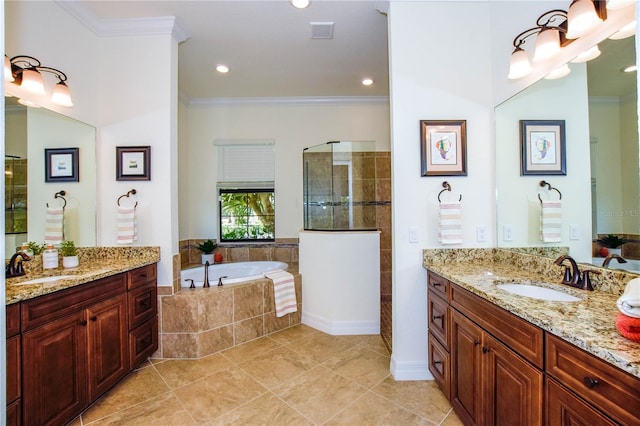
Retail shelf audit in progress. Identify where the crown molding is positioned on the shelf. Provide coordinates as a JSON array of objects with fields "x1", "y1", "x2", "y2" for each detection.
[
  {"x1": 188, "y1": 96, "x2": 390, "y2": 107},
  {"x1": 55, "y1": 1, "x2": 190, "y2": 43}
]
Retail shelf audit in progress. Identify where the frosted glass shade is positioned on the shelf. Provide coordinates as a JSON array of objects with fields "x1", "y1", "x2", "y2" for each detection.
[
  {"x1": 51, "y1": 81, "x2": 73, "y2": 107},
  {"x1": 21, "y1": 68, "x2": 45, "y2": 94},
  {"x1": 571, "y1": 45, "x2": 601, "y2": 62},
  {"x1": 4, "y1": 55, "x2": 14, "y2": 82},
  {"x1": 606, "y1": 0, "x2": 635, "y2": 10},
  {"x1": 566, "y1": 0, "x2": 603, "y2": 39},
  {"x1": 533, "y1": 28, "x2": 560, "y2": 62},
  {"x1": 508, "y1": 48, "x2": 532, "y2": 79},
  {"x1": 610, "y1": 21, "x2": 636, "y2": 40},
  {"x1": 545, "y1": 64, "x2": 571, "y2": 80}
]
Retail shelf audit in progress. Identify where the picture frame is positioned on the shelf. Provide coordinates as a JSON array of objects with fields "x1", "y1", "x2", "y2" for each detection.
[
  {"x1": 520, "y1": 120, "x2": 566, "y2": 176},
  {"x1": 420, "y1": 120, "x2": 467, "y2": 176},
  {"x1": 116, "y1": 146, "x2": 151, "y2": 181},
  {"x1": 45, "y1": 148, "x2": 79, "y2": 182}
]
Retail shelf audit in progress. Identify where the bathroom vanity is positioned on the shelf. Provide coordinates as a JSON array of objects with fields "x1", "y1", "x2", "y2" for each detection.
[
  {"x1": 5, "y1": 248, "x2": 159, "y2": 426},
  {"x1": 425, "y1": 251, "x2": 640, "y2": 426}
]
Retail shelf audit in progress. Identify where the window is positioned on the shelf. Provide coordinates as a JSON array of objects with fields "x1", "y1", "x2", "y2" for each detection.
[{"x1": 219, "y1": 188, "x2": 275, "y2": 241}]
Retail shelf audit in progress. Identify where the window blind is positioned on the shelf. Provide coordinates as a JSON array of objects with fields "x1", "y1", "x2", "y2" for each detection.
[{"x1": 216, "y1": 143, "x2": 275, "y2": 183}]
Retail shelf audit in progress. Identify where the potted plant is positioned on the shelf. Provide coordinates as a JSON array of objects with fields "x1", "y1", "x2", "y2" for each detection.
[
  {"x1": 597, "y1": 234, "x2": 628, "y2": 256},
  {"x1": 27, "y1": 241, "x2": 46, "y2": 256},
  {"x1": 60, "y1": 240, "x2": 79, "y2": 268},
  {"x1": 196, "y1": 239, "x2": 217, "y2": 264}
]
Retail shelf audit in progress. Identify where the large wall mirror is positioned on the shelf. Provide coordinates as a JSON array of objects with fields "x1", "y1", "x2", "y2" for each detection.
[
  {"x1": 5, "y1": 97, "x2": 97, "y2": 256},
  {"x1": 496, "y1": 29, "x2": 637, "y2": 271}
]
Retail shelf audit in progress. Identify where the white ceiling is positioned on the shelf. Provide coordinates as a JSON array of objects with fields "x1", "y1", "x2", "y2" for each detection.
[{"x1": 74, "y1": 0, "x2": 390, "y2": 100}]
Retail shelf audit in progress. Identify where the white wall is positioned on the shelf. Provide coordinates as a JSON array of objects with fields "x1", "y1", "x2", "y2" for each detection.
[{"x1": 181, "y1": 100, "x2": 390, "y2": 240}]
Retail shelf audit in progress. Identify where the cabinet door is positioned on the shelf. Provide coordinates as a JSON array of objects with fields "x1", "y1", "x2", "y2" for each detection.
[
  {"x1": 482, "y1": 333, "x2": 543, "y2": 426},
  {"x1": 428, "y1": 290, "x2": 449, "y2": 349},
  {"x1": 22, "y1": 311, "x2": 88, "y2": 426},
  {"x1": 87, "y1": 294, "x2": 130, "y2": 401},
  {"x1": 545, "y1": 378, "x2": 616, "y2": 426},
  {"x1": 451, "y1": 309, "x2": 483, "y2": 426},
  {"x1": 6, "y1": 335, "x2": 21, "y2": 405}
]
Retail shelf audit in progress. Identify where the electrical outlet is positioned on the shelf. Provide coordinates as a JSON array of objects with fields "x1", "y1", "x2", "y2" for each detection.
[
  {"x1": 503, "y1": 225, "x2": 513, "y2": 242},
  {"x1": 476, "y1": 225, "x2": 488, "y2": 243},
  {"x1": 570, "y1": 224, "x2": 580, "y2": 240},
  {"x1": 409, "y1": 227, "x2": 419, "y2": 243}
]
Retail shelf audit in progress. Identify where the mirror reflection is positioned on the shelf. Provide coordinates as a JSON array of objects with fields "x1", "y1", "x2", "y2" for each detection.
[
  {"x1": 4, "y1": 97, "x2": 97, "y2": 256},
  {"x1": 496, "y1": 34, "x2": 637, "y2": 272}
]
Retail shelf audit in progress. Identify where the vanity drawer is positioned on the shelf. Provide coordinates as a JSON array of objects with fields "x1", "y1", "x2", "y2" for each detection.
[
  {"x1": 129, "y1": 318, "x2": 158, "y2": 368},
  {"x1": 546, "y1": 334, "x2": 640, "y2": 426},
  {"x1": 428, "y1": 332, "x2": 450, "y2": 401},
  {"x1": 428, "y1": 271, "x2": 449, "y2": 301},
  {"x1": 450, "y1": 283, "x2": 543, "y2": 369},
  {"x1": 6, "y1": 303, "x2": 20, "y2": 337},
  {"x1": 428, "y1": 290, "x2": 450, "y2": 349},
  {"x1": 128, "y1": 280, "x2": 157, "y2": 329},
  {"x1": 127, "y1": 264, "x2": 157, "y2": 290}
]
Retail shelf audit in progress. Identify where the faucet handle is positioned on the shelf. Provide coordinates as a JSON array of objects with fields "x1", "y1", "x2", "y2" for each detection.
[
  {"x1": 561, "y1": 266, "x2": 573, "y2": 284},
  {"x1": 581, "y1": 269, "x2": 601, "y2": 291}
]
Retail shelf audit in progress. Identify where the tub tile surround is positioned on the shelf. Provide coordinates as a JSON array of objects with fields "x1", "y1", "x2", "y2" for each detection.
[
  {"x1": 179, "y1": 238, "x2": 299, "y2": 268},
  {"x1": 423, "y1": 248, "x2": 640, "y2": 379},
  {"x1": 158, "y1": 272, "x2": 303, "y2": 358}
]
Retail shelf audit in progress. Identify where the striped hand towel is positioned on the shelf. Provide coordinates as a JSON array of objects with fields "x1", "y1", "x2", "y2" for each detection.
[
  {"x1": 117, "y1": 205, "x2": 138, "y2": 245},
  {"x1": 540, "y1": 201, "x2": 562, "y2": 243},
  {"x1": 438, "y1": 202, "x2": 463, "y2": 245},
  {"x1": 44, "y1": 206, "x2": 64, "y2": 244},
  {"x1": 264, "y1": 269, "x2": 298, "y2": 317}
]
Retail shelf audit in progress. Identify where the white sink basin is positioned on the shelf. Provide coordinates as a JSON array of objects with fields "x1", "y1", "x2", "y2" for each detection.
[
  {"x1": 16, "y1": 275, "x2": 75, "y2": 285},
  {"x1": 496, "y1": 283, "x2": 581, "y2": 302}
]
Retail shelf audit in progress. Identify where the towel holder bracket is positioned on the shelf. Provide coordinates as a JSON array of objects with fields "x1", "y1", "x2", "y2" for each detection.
[
  {"x1": 46, "y1": 190, "x2": 67, "y2": 208},
  {"x1": 438, "y1": 181, "x2": 462, "y2": 203},
  {"x1": 538, "y1": 180, "x2": 562, "y2": 203},
  {"x1": 117, "y1": 189, "x2": 138, "y2": 208}
]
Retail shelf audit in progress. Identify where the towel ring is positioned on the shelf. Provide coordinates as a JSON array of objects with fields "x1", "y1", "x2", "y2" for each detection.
[
  {"x1": 438, "y1": 181, "x2": 462, "y2": 203},
  {"x1": 117, "y1": 189, "x2": 138, "y2": 208},
  {"x1": 538, "y1": 180, "x2": 562, "y2": 203},
  {"x1": 46, "y1": 190, "x2": 67, "y2": 208}
]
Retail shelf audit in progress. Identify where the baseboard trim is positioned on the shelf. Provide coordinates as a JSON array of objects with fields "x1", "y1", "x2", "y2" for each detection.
[
  {"x1": 390, "y1": 354, "x2": 432, "y2": 380},
  {"x1": 302, "y1": 311, "x2": 380, "y2": 335}
]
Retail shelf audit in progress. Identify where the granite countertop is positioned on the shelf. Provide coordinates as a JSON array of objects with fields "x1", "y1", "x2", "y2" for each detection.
[
  {"x1": 6, "y1": 247, "x2": 160, "y2": 305},
  {"x1": 425, "y1": 261, "x2": 640, "y2": 380}
]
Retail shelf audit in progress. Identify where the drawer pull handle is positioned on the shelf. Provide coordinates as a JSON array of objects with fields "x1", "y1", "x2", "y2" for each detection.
[
  {"x1": 90, "y1": 316, "x2": 98, "y2": 322},
  {"x1": 139, "y1": 299, "x2": 151, "y2": 309},
  {"x1": 432, "y1": 282, "x2": 442, "y2": 287},
  {"x1": 80, "y1": 320, "x2": 87, "y2": 326},
  {"x1": 432, "y1": 314, "x2": 444, "y2": 321},
  {"x1": 474, "y1": 340, "x2": 480, "y2": 346},
  {"x1": 482, "y1": 346, "x2": 490, "y2": 353},
  {"x1": 433, "y1": 360, "x2": 442, "y2": 366},
  {"x1": 583, "y1": 376, "x2": 600, "y2": 388}
]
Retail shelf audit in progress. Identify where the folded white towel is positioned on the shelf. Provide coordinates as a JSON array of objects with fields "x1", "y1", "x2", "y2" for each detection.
[
  {"x1": 264, "y1": 269, "x2": 298, "y2": 317},
  {"x1": 617, "y1": 277, "x2": 640, "y2": 318},
  {"x1": 540, "y1": 201, "x2": 562, "y2": 243},
  {"x1": 439, "y1": 202, "x2": 462, "y2": 245},
  {"x1": 45, "y1": 206, "x2": 64, "y2": 244},
  {"x1": 117, "y1": 206, "x2": 137, "y2": 245}
]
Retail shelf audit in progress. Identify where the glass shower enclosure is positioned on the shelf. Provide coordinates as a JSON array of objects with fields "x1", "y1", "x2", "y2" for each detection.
[{"x1": 303, "y1": 141, "x2": 377, "y2": 231}]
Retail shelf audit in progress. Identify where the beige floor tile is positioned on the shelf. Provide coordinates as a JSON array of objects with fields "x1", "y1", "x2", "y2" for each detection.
[
  {"x1": 273, "y1": 365, "x2": 366, "y2": 424},
  {"x1": 220, "y1": 335, "x2": 282, "y2": 364},
  {"x1": 208, "y1": 392, "x2": 314, "y2": 426},
  {"x1": 237, "y1": 345, "x2": 318, "y2": 390},
  {"x1": 84, "y1": 392, "x2": 195, "y2": 425},
  {"x1": 267, "y1": 324, "x2": 319, "y2": 345},
  {"x1": 81, "y1": 366, "x2": 171, "y2": 424},
  {"x1": 285, "y1": 332, "x2": 358, "y2": 363},
  {"x1": 372, "y1": 378, "x2": 451, "y2": 424},
  {"x1": 154, "y1": 353, "x2": 234, "y2": 389},
  {"x1": 322, "y1": 344, "x2": 391, "y2": 389},
  {"x1": 325, "y1": 392, "x2": 434, "y2": 426},
  {"x1": 441, "y1": 408, "x2": 464, "y2": 426},
  {"x1": 347, "y1": 334, "x2": 391, "y2": 356},
  {"x1": 173, "y1": 366, "x2": 268, "y2": 424}
]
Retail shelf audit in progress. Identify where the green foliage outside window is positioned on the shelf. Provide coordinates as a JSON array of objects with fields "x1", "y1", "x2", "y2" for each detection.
[{"x1": 220, "y1": 190, "x2": 274, "y2": 241}]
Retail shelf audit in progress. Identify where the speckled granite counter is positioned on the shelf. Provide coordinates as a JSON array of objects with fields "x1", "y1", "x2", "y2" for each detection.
[
  {"x1": 423, "y1": 248, "x2": 640, "y2": 380},
  {"x1": 6, "y1": 247, "x2": 160, "y2": 305}
]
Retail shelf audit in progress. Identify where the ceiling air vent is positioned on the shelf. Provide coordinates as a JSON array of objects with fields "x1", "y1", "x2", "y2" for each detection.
[{"x1": 310, "y1": 22, "x2": 334, "y2": 39}]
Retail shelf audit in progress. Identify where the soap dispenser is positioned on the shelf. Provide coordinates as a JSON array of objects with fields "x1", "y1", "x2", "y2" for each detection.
[{"x1": 42, "y1": 244, "x2": 59, "y2": 270}]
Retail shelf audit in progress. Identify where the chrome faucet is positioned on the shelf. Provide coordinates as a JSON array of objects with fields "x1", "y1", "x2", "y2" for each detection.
[
  {"x1": 203, "y1": 261, "x2": 210, "y2": 288},
  {"x1": 553, "y1": 255, "x2": 599, "y2": 291},
  {"x1": 218, "y1": 275, "x2": 228, "y2": 286},
  {"x1": 6, "y1": 251, "x2": 31, "y2": 278},
  {"x1": 602, "y1": 254, "x2": 627, "y2": 268}
]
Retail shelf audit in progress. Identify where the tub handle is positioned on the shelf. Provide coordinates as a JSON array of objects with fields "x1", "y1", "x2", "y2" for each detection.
[
  {"x1": 185, "y1": 279, "x2": 195, "y2": 289},
  {"x1": 218, "y1": 276, "x2": 228, "y2": 287}
]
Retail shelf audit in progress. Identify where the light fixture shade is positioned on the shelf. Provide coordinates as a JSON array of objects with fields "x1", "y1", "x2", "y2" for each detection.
[
  {"x1": 291, "y1": 0, "x2": 310, "y2": 8},
  {"x1": 571, "y1": 44, "x2": 601, "y2": 62},
  {"x1": 566, "y1": 0, "x2": 603, "y2": 39},
  {"x1": 545, "y1": 64, "x2": 571, "y2": 80},
  {"x1": 533, "y1": 28, "x2": 561, "y2": 63},
  {"x1": 4, "y1": 55, "x2": 14, "y2": 82},
  {"x1": 20, "y1": 68, "x2": 45, "y2": 94},
  {"x1": 606, "y1": 0, "x2": 635, "y2": 10},
  {"x1": 508, "y1": 47, "x2": 532, "y2": 79},
  {"x1": 609, "y1": 21, "x2": 636, "y2": 40},
  {"x1": 51, "y1": 81, "x2": 73, "y2": 107}
]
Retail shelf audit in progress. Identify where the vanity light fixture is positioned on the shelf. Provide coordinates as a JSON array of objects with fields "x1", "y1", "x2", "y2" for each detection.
[
  {"x1": 566, "y1": 0, "x2": 604, "y2": 39},
  {"x1": 544, "y1": 63, "x2": 572, "y2": 79},
  {"x1": 570, "y1": 44, "x2": 601, "y2": 62},
  {"x1": 609, "y1": 20, "x2": 636, "y2": 40},
  {"x1": 5, "y1": 55, "x2": 73, "y2": 107},
  {"x1": 606, "y1": 0, "x2": 635, "y2": 10}
]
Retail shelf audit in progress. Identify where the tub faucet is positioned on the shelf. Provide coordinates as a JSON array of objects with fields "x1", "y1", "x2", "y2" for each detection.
[
  {"x1": 203, "y1": 261, "x2": 210, "y2": 288},
  {"x1": 554, "y1": 255, "x2": 582, "y2": 288},
  {"x1": 602, "y1": 254, "x2": 627, "y2": 268},
  {"x1": 218, "y1": 275, "x2": 228, "y2": 286},
  {"x1": 6, "y1": 251, "x2": 31, "y2": 278}
]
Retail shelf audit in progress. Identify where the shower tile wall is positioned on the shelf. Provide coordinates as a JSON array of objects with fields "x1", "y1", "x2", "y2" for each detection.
[{"x1": 375, "y1": 152, "x2": 392, "y2": 302}]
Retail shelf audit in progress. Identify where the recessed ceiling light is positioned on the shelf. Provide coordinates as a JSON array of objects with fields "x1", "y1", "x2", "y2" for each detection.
[
  {"x1": 622, "y1": 64, "x2": 637, "y2": 73},
  {"x1": 362, "y1": 78, "x2": 374, "y2": 86},
  {"x1": 291, "y1": 0, "x2": 310, "y2": 8},
  {"x1": 216, "y1": 64, "x2": 229, "y2": 73}
]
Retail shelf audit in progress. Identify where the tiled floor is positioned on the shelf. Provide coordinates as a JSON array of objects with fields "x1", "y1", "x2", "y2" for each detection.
[{"x1": 72, "y1": 325, "x2": 461, "y2": 425}]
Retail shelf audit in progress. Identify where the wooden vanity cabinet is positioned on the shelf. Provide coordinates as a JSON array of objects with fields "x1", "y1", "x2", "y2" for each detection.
[
  {"x1": 427, "y1": 271, "x2": 452, "y2": 399},
  {"x1": 127, "y1": 264, "x2": 159, "y2": 367},
  {"x1": 6, "y1": 303, "x2": 21, "y2": 426}
]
